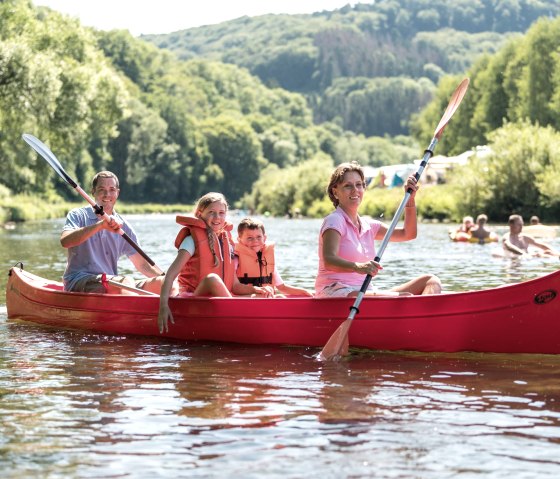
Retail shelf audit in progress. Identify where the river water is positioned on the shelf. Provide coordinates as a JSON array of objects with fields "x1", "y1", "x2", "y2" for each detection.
[{"x1": 1, "y1": 215, "x2": 560, "y2": 478}]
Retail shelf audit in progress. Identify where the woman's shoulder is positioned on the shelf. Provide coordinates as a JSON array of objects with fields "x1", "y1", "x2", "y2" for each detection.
[{"x1": 321, "y1": 209, "x2": 346, "y2": 231}]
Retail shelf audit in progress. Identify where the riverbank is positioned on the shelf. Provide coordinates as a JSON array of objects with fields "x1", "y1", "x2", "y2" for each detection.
[{"x1": 0, "y1": 194, "x2": 192, "y2": 225}]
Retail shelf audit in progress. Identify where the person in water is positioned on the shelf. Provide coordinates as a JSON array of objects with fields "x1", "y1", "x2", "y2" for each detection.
[
  {"x1": 469, "y1": 214, "x2": 498, "y2": 242},
  {"x1": 61, "y1": 171, "x2": 164, "y2": 294},
  {"x1": 502, "y1": 214, "x2": 559, "y2": 257},
  {"x1": 530, "y1": 216, "x2": 542, "y2": 226},
  {"x1": 235, "y1": 217, "x2": 313, "y2": 297},
  {"x1": 449, "y1": 215, "x2": 474, "y2": 241},
  {"x1": 315, "y1": 161, "x2": 442, "y2": 297},
  {"x1": 158, "y1": 192, "x2": 274, "y2": 333},
  {"x1": 457, "y1": 216, "x2": 474, "y2": 233}
]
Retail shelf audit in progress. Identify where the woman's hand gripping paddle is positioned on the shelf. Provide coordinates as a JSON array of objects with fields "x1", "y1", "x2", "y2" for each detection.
[
  {"x1": 22, "y1": 133, "x2": 164, "y2": 275},
  {"x1": 317, "y1": 78, "x2": 470, "y2": 362}
]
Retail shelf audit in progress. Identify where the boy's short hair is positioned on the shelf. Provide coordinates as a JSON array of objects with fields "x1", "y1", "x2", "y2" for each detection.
[
  {"x1": 508, "y1": 214, "x2": 523, "y2": 225},
  {"x1": 238, "y1": 217, "x2": 266, "y2": 235}
]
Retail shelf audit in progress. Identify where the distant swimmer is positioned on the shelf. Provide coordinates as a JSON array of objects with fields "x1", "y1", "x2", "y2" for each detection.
[
  {"x1": 524, "y1": 215, "x2": 557, "y2": 239},
  {"x1": 469, "y1": 214, "x2": 498, "y2": 244},
  {"x1": 502, "y1": 214, "x2": 559, "y2": 257},
  {"x1": 449, "y1": 215, "x2": 474, "y2": 241}
]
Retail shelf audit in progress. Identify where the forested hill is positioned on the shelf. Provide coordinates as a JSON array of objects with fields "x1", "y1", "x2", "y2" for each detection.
[
  {"x1": 2, "y1": 0, "x2": 416, "y2": 206},
  {"x1": 144, "y1": 0, "x2": 560, "y2": 137}
]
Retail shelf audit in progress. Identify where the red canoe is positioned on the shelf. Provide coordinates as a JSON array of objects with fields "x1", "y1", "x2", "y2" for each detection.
[{"x1": 6, "y1": 266, "x2": 560, "y2": 354}]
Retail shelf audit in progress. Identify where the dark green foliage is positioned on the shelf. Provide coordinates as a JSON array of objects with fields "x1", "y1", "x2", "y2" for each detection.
[{"x1": 318, "y1": 76, "x2": 434, "y2": 136}]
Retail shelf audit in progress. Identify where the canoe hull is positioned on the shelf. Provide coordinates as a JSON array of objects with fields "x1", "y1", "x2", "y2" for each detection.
[{"x1": 6, "y1": 267, "x2": 560, "y2": 354}]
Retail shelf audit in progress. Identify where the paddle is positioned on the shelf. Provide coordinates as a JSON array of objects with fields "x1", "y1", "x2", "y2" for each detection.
[
  {"x1": 318, "y1": 77, "x2": 470, "y2": 361},
  {"x1": 22, "y1": 133, "x2": 164, "y2": 275},
  {"x1": 106, "y1": 279, "x2": 159, "y2": 296}
]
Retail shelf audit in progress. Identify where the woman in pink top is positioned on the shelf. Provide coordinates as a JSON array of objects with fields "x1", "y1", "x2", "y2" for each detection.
[{"x1": 315, "y1": 162, "x2": 442, "y2": 297}]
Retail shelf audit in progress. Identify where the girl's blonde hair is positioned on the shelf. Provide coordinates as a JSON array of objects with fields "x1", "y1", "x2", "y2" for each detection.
[
  {"x1": 326, "y1": 161, "x2": 365, "y2": 207},
  {"x1": 194, "y1": 192, "x2": 229, "y2": 267}
]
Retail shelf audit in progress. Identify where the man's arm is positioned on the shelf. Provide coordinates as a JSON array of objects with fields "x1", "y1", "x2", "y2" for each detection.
[
  {"x1": 502, "y1": 234, "x2": 525, "y2": 255},
  {"x1": 60, "y1": 221, "x2": 105, "y2": 248},
  {"x1": 60, "y1": 215, "x2": 122, "y2": 248},
  {"x1": 527, "y1": 236, "x2": 560, "y2": 255}
]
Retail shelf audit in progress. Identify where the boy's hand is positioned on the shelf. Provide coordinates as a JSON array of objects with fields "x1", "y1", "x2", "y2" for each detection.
[{"x1": 253, "y1": 285, "x2": 275, "y2": 298}]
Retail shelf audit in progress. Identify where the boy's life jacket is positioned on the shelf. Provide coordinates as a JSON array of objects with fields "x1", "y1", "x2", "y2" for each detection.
[
  {"x1": 234, "y1": 241, "x2": 275, "y2": 286},
  {"x1": 174, "y1": 215, "x2": 235, "y2": 293}
]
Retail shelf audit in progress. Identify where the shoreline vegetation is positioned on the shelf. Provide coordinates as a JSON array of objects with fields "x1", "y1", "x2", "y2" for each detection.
[
  {"x1": 0, "y1": 195, "x2": 193, "y2": 226},
  {"x1": 0, "y1": 183, "x2": 460, "y2": 226}
]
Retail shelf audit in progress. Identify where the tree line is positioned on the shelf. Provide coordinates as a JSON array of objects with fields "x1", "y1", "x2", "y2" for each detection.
[
  {"x1": 2, "y1": 1, "x2": 560, "y2": 223},
  {"x1": 145, "y1": 0, "x2": 560, "y2": 137}
]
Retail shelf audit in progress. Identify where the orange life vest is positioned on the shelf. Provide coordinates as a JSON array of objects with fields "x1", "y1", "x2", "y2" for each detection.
[
  {"x1": 174, "y1": 215, "x2": 235, "y2": 293},
  {"x1": 234, "y1": 242, "x2": 275, "y2": 286}
]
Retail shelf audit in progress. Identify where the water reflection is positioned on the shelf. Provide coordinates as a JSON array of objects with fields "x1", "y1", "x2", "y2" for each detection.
[{"x1": 2, "y1": 317, "x2": 560, "y2": 477}]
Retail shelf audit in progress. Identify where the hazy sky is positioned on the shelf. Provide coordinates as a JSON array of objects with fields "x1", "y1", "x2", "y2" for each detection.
[{"x1": 33, "y1": 0, "x2": 359, "y2": 36}]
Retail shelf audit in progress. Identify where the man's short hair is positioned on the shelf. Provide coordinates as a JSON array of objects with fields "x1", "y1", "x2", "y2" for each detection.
[{"x1": 92, "y1": 171, "x2": 119, "y2": 190}]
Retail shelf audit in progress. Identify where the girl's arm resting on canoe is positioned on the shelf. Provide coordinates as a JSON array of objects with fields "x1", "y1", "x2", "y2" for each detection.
[{"x1": 158, "y1": 249, "x2": 190, "y2": 333}]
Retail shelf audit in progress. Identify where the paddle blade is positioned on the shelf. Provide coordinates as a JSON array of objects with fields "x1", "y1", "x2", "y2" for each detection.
[
  {"x1": 317, "y1": 319, "x2": 352, "y2": 361},
  {"x1": 433, "y1": 78, "x2": 469, "y2": 140},
  {"x1": 22, "y1": 134, "x2": 77, "y2": 188}
]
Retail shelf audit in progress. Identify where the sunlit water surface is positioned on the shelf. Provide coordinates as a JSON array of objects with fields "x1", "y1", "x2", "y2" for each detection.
[{"x1": 1, "y1": 216, "x2": 560, "y2": 478}]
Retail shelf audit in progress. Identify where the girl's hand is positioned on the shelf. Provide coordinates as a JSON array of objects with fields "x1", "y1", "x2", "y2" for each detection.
[{"x1": 158, "y1": 303, "x2": 175, "y2": 333}]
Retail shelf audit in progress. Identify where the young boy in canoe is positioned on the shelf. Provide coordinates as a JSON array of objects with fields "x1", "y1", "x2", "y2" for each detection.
[
  {"x1": 158, "y1": 194, "x2": 274, "y2": 333},
  {"x1": 235, "y1": 218, "x2": 313, "y2": 297}
]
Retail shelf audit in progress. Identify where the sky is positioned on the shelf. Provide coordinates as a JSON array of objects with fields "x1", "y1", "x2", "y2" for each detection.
[{"x1": 33, "y1": 0, "x2": 359, "y2": 36}]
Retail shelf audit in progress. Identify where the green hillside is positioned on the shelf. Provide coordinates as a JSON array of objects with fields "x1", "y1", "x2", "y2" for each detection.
[{"x1": 143, "y1": 0, "x2": 560, "y2": 136}]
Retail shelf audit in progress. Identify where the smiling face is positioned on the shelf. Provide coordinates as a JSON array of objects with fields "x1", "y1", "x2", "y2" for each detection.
[
  {"x1": 333, "y1": 171, "x2": 365, "y2": 212},
  {"x1": 238, "y1": 227, "x2": 266, "y2": 252},
  {"x1": 197, "y1": 200, "x2": 228, "y2": 233},
  {"x1": 92, "y1": 176, "x2": 119, "y2": 215}
]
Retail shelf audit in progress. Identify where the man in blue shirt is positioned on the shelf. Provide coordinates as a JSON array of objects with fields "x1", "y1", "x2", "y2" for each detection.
[{"x1": 61, "y1": 171, "x2": 164, "y2": 294}]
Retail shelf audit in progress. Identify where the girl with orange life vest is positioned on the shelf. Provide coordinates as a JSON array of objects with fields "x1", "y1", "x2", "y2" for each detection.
[
  {"x1": 235, "y1": 218, "x2": 313, "y2": 297},
  {"x1": 158, "y1": 193, "x2": 273, "y2": 333}
]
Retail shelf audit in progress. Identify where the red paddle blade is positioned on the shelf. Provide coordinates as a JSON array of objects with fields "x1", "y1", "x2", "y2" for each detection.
[
  {"x1": 434, "y1": 78, "x2": 470, "y2": 140},
  {"x1": 317, "y1": 318, "x2": 351, "y2": 361}
]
